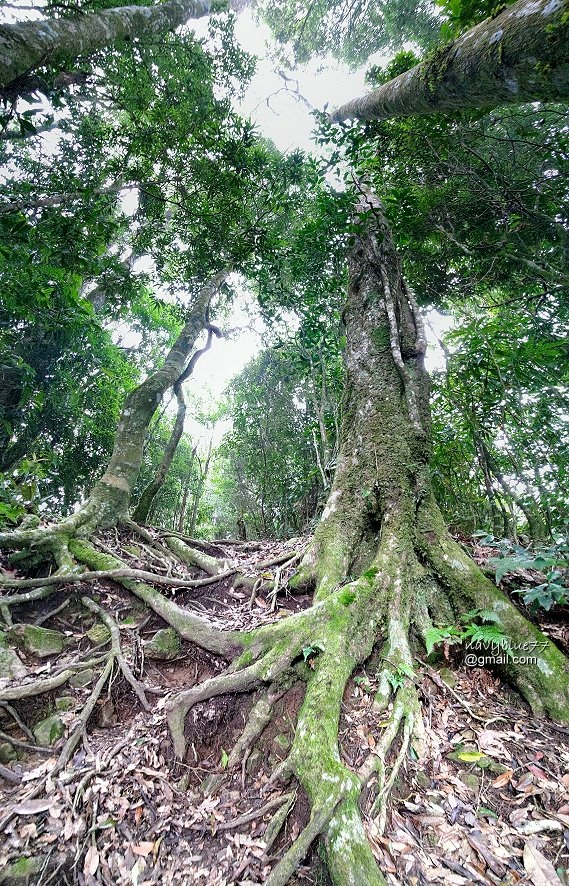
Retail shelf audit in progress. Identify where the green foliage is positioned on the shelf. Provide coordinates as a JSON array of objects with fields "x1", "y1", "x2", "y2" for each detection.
[
  {"x1": 258, "y1": 0, "x2": 439, "y2": 67},
  {"x1": 425, "y1": 610, "x2": 509, "y2": 656},
  {"x1": 434, "y1": 0, "x2": 516, "y2": 38},
  {"x1": 302, "y1": 642, "x2": 325, "y2": 661},
  {"x1": 215, "y1": 321, "x2": 343, "y2": 538},
  {"x1": 483, "y1": 535, "x2": 569, "y2": 611},
  {"x1": 386, "y1": 663, "x2": 415, "y2": 691}
]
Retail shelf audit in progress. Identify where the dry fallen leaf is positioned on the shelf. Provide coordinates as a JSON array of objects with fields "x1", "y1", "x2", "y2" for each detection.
[
  {"x1": 132, "y1": 842, "x2": 155, "y2": 857},
  {"x1": 84, "y1": 845, "x2": 100, "y2": 877},
  {"x1": 12, "y1": 798, "x2": 55, "y2": 815},
  {"x1": 523, "y1": 841, "x2": 563, "y2": 886},
  {"x1": 492, "y1": 769, "x2": 514, "y2": 788}
]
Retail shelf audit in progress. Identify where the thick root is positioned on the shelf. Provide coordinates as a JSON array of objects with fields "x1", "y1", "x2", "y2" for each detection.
[
  {"x1": 166, "y1": 662, "x2": 263, "y2": 759},
  {"x1": 163, "y1": 534, "x2": 233, "y2": 575},
  {"x1": 418, "y1": 497, "x2": 569, "y2": 722},
  {"x1": 69, "y1": 538, "x2": 241, "y2": 656}
]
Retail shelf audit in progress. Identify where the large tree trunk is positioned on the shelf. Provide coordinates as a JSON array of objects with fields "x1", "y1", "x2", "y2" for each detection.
[
  {"x1": 0, "y1": 0, "x2": 212, "y2": 92},
  {"x1": 1, "y1": 197, "x2": 568, "y2": 885},
  {"x1": 160, "y1": 195, "x2": 569, "y2": 885},
  {"x1": 331, "y1": 0, "x2": 569, "y2": 123}
]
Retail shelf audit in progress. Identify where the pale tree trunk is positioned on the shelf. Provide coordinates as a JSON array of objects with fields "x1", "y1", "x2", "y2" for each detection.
[
  {"x1": 0, "y1": 0, "x2": 212, "y2": 91},
  {"x1": 79, "y1": 275, "x2": 225, "y2": 531},
  {"x1": 187, "y1": 435, "x2": 213, "y2": 535},
  {"x1": 132, "y1": 325, "x2": 220, "y2": 525},
  {"x1": 331, "y1": 0, "x2": 569, "y2": 123},
  {"x1": 177, "y1": 449, "x2": 196, "y2": 533}
]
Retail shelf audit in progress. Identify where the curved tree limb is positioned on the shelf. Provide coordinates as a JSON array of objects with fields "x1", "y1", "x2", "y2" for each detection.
[{"x1": 331, "y1": 0, "x2": 569, "y2": 123}]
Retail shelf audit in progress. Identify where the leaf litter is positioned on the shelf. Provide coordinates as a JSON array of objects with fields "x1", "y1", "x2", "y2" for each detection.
[{"x1": 0, "y1": 529, "x2": 568, "y2": 884}]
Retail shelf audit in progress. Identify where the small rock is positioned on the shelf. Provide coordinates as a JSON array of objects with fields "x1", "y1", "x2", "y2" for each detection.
[
  {"x1": 459, "y1": 771, "x2": 480, "y2": 792},
  {"x1": 55, "y1": 696, "x2": 75, "y2": 711},
  {"x1": 273, "y1": 733, "x2": 291, "y2": 755},
  {"x1": 8, "y1": 624, "x2": 65, "y2": 658},
  {"x1": 33, "y1": 714, "x2": 65, "y2": 746},
  {"x1": 0, "y1": 855, "x2": 44, "y2": 884},
  {"x1": 144, "y1": 628, "x2": 181, "y2": 661},
  {"x1": 0, "y1": 742, "x2": 18, "y2": 764},
  {"x1": 246, "y1": 749, "x2": 262, "y2": 775},
  {"x1": 201, "y1": 773, "x2": 224, "y2": 795},
  {"x1": 0, "y1": 631, "x2": 29, "y2": 682},
  {"x1": 69, "y1": 668, "x2": 94, "y2": 688},
  {"x1": 86, "y1": 623, "x2": 111, "y2": 645}
]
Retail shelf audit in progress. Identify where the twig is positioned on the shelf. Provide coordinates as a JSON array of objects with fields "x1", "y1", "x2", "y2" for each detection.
[
  {"x1": 35, "y1": 598, "x2": 70, "y2": 626},
  {"x1": 216, "y1": 792, "x2": 295, "y2": 830},
  {"x1": 0, "y1": 729, "x2": 53, "y2": 755},
  {"x1": 0, "y1": 701, "x2": 35, "y2": 741}
]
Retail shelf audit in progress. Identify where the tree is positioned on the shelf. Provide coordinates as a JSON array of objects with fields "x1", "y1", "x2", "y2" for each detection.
[
  {"x1": 1, "y1": 1, "x2": 568, "y2": 883},
  {"x1": 0, "y1": 0, "x2": 213, "y2": 92},
  {"x1": 131, "y1": 322, "x2": 221, "y2": 524},
  {"x1": 155, "y1": 193, "x2": 567, "y2": 884},
  {"x1": 331, "y1": 0, "x2": 569, "y2": 121}
]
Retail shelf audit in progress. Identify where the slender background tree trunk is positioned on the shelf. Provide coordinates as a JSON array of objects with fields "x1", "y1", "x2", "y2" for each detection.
[
  {"x1": 132, "y1": 325, "x2": 220, "y2": 524},
  {"x1": 77, "y1": 273, "x2": 226, "y2": 531}
]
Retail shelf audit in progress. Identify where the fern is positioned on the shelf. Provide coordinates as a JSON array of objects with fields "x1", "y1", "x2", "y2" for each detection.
[{"x1": 426, "y1": 613, "x2": 509, "y2": 656}]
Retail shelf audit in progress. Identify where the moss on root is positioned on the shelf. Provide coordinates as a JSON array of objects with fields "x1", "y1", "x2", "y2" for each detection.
[{"x1": 417, "y1": 498, "x2": 569, "y2": 722}]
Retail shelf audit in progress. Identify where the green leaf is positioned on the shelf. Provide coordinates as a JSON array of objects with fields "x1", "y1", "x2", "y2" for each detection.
[
  {"x1": 457, "y1": 751, "x2": 485, "y2": 762},
  {"x1": 221, "y1": 749, "x2": 229, "y2": 769}
]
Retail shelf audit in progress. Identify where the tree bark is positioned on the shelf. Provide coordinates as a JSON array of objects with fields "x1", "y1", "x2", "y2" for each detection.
[
  {"x1": 74, "y1": 272, "x2": 226, "y2": 532},
  {"x1": 0, "y1": 0, "x2": 212, "y2": 92},
  {"x1": 331, "y1": 0, "x2": 569, "y2": 123}
]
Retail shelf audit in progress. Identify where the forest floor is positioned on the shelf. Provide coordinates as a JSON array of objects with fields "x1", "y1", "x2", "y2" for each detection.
[{"x1": 1, "y1": 529, "x2": 568, "y2": 886}]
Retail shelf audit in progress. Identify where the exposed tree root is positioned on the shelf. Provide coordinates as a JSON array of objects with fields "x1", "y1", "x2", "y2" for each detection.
[
  {"x1": 265, "y1": 804, "x2": 340, "y2": 886},
  {"x1": 0, "y1": 668, "x2": 76, "y2": 701},
  {"x1": 81, "y1": 596, "x2": 150, "y2": 711},
  {"x1": 56, "y1": 655, "x2": 114, "y2": 772}
]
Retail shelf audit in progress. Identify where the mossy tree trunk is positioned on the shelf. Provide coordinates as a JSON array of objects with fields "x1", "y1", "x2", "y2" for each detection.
[
  {"x1": 331, "y1": 0, "x2": 569, "y2": 123},
  {"x1": 1, "y1": 201, "x2": 567, "y2": 885},
  {"x1": 160, "y1": 195, "x2": 569, "y2": 885},
  {"x1": 0, "y1": 0, "x2": 212, "y2": 92}
]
